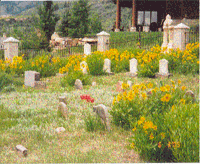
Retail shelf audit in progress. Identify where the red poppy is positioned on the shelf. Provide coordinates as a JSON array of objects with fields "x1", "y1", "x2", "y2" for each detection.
[{"x1": 90, "y1": 98, "x2": 94, "y2": 103}]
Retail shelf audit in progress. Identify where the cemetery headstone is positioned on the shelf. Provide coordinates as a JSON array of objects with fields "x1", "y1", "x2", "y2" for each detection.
[
  {"x1": 84, "y1": 43, "x2": 91, "y2": 55},
  {"x1": 80, "y1": 61, "x2": 88, "y2": 74},
  {"x1": 185, "y1": 90, "x2": 195, "y2": 98},
  {"x1": 97, "y1": 31, "x2": 110, "y2": 52},
  {"x1": 16, "y1": 145, "x2": 28, "y2": 157},
  {"x1": 93, "y1": 104, "x2": 111, "y2": 131},
  {"x1": 24, "y1": 71, "x2": 40, "y2": 87},
  {"x1": 127, "y1": 80, "x2": 133, "y2": 88},
  {"x1": 75, "y1": 79, "x2": 83, "y2": 90},
  {"x1": 156, "y1": 59, "x2": 172, "y2": 78},
  {"x1": 3, "y1": 37, "x2": 19, "y2": 61},
  {"x1": 58, "y1": 102, "x2": 68, "y2": 118},
  {"x1": 103, "y1": 58, "x2": 113, "y2": 75}
]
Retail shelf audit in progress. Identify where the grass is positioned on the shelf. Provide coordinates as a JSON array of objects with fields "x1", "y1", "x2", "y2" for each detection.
[{"x1": 0, "y1": 71, "x2": 198, "y2": 163}]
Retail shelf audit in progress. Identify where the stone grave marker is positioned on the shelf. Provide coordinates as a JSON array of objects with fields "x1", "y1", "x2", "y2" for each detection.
[
  {"x1": 80, "y1": 61, "x2": 88, "y2": 74},
  {"x1": 93, "y1": 104, "x2": 111, "y2": 131},
  {"x1": 59, "y1": 96, "x2": 67, "y2": 105},
  {"x1": 16, "y1": 145, "x2": 28, "y2": 157},
  {"x1": 156, "y1": 59, "x2": 172, "y2": 78},
  {"x1": 55, "y1": 127, "x2": 66, "y2": 133},
  {"x1": 58, "y1": 102, "x2": 68, "y2": 118},
  {"x1": 116, "y1": 81, "x2": 124, "y2": 92},
  {"x1": 75, "y1": 79, "x2": 83, "y2": 90},
  {"x1": 103, "y1": 58, "x2": 113, "y2": 75},
  {"x1": 24, "y1": 71, "x2": 46, "y2": 88},
  {"x1": 127, "y1": 80, "x2": 133, "y2": 88},
  {"x1": 84, "y1": 43, "x2": 91, "y2": 55}
]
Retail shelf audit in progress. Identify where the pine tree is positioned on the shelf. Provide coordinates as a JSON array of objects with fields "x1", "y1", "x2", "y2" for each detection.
[
  {"x1": 60, "y1": 8, "x2": 71, "y2": 37},
  {"x1": 38, "y1": 1, "x2": 59, "y2": 50},
  {"x1": 69, "y1": 0, "x2": 90, "y2": 38}
]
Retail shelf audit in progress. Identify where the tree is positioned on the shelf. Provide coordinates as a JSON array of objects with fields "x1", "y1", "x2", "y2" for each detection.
[
  {"x1": 89, "y1": 14, "x2": 103, "y2": 34},
  {"x1": 37, "y1": 1, "x2": 59, "y2": 51},
  {"x1": 60, "y1": 7, "x2": 71, "y2": 37},
  {"x1": 69, "y1": 0, "x2": 90, "y2": 38}
]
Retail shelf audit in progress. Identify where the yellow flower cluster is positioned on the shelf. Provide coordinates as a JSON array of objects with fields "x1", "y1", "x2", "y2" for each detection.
[
  {"x1": 161, "y1": 93, "x2": 171, "y2": 102},
  {"x1": 59, "y1": 55, "x2": 83, "y2": 74}
]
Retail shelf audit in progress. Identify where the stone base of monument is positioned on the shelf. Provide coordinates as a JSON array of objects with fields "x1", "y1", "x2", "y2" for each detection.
[
  {"x1": 155, "y1": 73, "x2": 173, "y2": 78},
  {"x1": 126, "y1": 72, "x2": 138, "y2": 77},
  {"x1": 34, "y1": 81, "x2": 46, "y2": 89}
]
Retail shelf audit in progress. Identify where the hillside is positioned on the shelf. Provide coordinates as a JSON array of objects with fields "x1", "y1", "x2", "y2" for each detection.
[{"x1": 0, "y1": 0, "x2": 132, "y2": 31}]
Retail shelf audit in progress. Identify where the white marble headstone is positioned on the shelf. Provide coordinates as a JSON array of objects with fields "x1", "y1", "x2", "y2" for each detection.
[
  {"x1": 24, "y1": 71, "x2": 40, "y2": 87},
  {"x1": 130, "y1": 58, "x2": 138, "y2": 74},
  {"x1": 159, "y1": 59, "x2": 169, "y2": 75},
  {"x1": 80, "y1": 61, "x2": 88, "y2": 74},
  {"x1": 103, "y1": 58, "x2": 111, "y2": 73},
  {"x1": 84, "y1": 43, "x2": 91, "y2": 55}
]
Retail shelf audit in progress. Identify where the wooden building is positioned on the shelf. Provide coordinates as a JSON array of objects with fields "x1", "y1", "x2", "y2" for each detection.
[{"x1": 112, "y1": 0, "x2": 199, "y2": 31}]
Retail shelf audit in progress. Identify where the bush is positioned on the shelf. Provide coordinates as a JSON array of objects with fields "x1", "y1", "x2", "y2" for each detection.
[
  {"x1": 86, "y1": 52, "x2": 105, "y2": 76},
  {"x1": 110, "y1": 80, "x2": 198, "y2": 162},
  {"x1": 0, "y1": 72, "x2": 13, "y2": 91},
  {"x1": 84, "y1": 113, "x2": 105, "y2": 132},
  {"x1": 60, "y1": 70, "x2": 91, "y2": 87}
]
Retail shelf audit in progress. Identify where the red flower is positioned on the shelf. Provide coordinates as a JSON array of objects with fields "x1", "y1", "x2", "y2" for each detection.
[{"x1": 90, "y1": 98, "x2": 94, "y2": 103}]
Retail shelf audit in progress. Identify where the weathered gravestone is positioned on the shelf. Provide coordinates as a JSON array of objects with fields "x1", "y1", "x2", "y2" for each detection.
[
  {"x1": 127, "y1": 58, "x2": 138, "y2": 77},
  {"x1": 55, "y1": 127, "x2": 66, "y2": 133},
  {"x1": 24, "y1": 71, "x2": 46, "y2": 88},
  {"x1": 103, "y1": 58, "x2": 114, "y2": 75},
  {"x1": 127, "y1": 80, "x2": 133, "y2": 88},
  {"x1": 156, "y1": 59, "x2": 172, "y2": 78},
  {"x1": 59, "y1": 96, "x2": 67, "y2": 105},
  {"x1": 80, "y1": 61, "x2": 88, "y2": 74},
  {"x1": 16, "y1": 145, "x2": 28, "y2": 157},
  {"x1": 75, "y1": 79, "x2": 83, "y2": 90},
  {"x1": 58, "y1": 102, "x2": 68, "y2": 118},
  {"x1": 93, "y1": 104, "x2": 111, "y2": 131},
  {"x1": 84, "y1": 43, "x2": 91, "y2": 55}
]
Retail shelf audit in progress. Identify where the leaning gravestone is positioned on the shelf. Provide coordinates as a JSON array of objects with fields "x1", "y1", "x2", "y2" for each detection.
[
  {"x1": 84, "y1": 43, "x2": 91, "y2": 55},
  {"x1": 93, "y1": 104, "x2": 111, "y2": 131},
  {"x1": 80, "y1": 61, "x2": 88, "y2": 74},
  {"x1": 58, "y1": 102, "x2": 68, "y2": 118},
  {"x1": 156, "y1": 59, "x2": 172, "y2": 78},
  {"x1": 24, "y1": 71, "x2": 46, "y2": 88},
  {"x1": 75, "y1": 79, "x2": 83, "y2": 90},
  {"x1": 16, "y1": 145, "x2": 28, "y2": 157}
]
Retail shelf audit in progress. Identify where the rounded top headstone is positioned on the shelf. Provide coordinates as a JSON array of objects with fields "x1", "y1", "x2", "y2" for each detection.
[
  {"x1": 174, "y1": 23, "x2": 190, "y2": 29},
  {"x1": 97, "y1": 31, "x2": 110, "y2": 36},
  {"x1": 3, "y1": 37, "x2": 19, "y2": 43}
]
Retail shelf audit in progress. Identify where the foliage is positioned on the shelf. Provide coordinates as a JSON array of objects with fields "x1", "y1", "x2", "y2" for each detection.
[
  {"x1": 84, "y1": 112, "x2": 105, "y2": 132},
  {"x1": 60, "y1": 70, "x2": 91, "y2": 87},
  {"x1": 68, "y1": 0, "x2": 90, "y2": 38},
  {"x1": 86, "y1": 52, "x2": 105, "y2": 76},
  {"x1": 110, "y1": 80, "x2": 199, "y2": 162},
  {"x1": 59, "y1": 7, "x2": 71, "y2": 37},
  {"x1": 89, "y1": 13, "x2": 103, "y2": 34},
  {"x1": 37, "y1": 1, "x2": 59, "y2": 50}
]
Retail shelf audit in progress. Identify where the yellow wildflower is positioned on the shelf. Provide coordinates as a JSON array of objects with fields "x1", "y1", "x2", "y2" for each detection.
[
  {"x1": 158, "y1": 142, "x2": 162, "y2": 148},
  {"x1": 130, "y1": 143, "x2": 135, "y2": 149},
  {"x1": 160, "y1": 132, "x2": 165, "y2": 139},
  {"x1": 181, "y1": 86, "x2": 186, "y2": 91},
  {"x1": 132, "y1": 127, "x2": 136, "y2": 132},
  {"x1": 180, "y1": 99, "x2": 185, "y2": 105},
  {"x1": 149, "y1": 133, "x2": 154, "y2": 140},
  {"x1": 168, "y1": 142, "x2": 171, "y2": 148},
  {"x1": 178, "y1": 80, "x2": 181, "y2": 84}
]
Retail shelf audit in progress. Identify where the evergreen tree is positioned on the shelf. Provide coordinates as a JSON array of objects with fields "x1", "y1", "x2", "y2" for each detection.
[
  {"x1": 37, "y1": 1, "x2": 59, "y2": 50},
  {"x1": 60, "y1": 8, "x2": 71, "y2": 37},
  {"x1": 69, "y1": 0, "x2": 90, "y2": 38},
  {"x1": 89, "y1": 14, "x2": 103, "y2": 34}
]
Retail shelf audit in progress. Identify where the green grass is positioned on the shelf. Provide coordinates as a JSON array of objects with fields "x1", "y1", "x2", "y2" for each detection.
[{"x1": 0, "y1": 71, "x2": 198, "y2": 163}]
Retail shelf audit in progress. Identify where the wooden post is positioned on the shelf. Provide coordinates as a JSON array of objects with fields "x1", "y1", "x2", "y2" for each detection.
[
  {"x1": 130, "y1": 0, "x2": 136, "y2": 32},
  {"x1": 115, "y1": 0, "x2": 120, "y2": 32}
]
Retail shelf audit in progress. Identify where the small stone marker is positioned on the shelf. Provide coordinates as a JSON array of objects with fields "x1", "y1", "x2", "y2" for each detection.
[
  {"x1": 93, "y1": 104, "x2": 111, "y2": 131},
  {"x1": 92, "y1": 81, "x2": 96, "y2": 87},
  {"x1": 58, "y1": 102, "x2": 68, "y2": 118},
  {"x1": 156, "y1": 59, "x2": 172, "y2": 78},
  {"x1": 127, "y1": 80, "x2": 132, "y2": 88},
  {"x1": 24, "y1": 71, "x2": 46, "y2": 88},
  {"x1": 55, "y1": 127, "x2": 66, "y2": 133},
  {"x1": 84, "y1": 43, "x2": 91, "y2": 55},
  {"x1": 75, "y1": 79, "x2": 83, "y2": 90},
  {"x1": 16, "y1": 145, "x2": 27, "y2": 157},
  {"x1": 116, "y1": 81, "x2": 124, "y2": 92},
  {"x1": 103, "y1": 58, "x2": 111, "y2": 73},
  {"x1": 59, "y1": 96, "x2": 67, "y2": 104},
  {"x1": 80, "y1": 61, "x2": 88, "y2": 74}
]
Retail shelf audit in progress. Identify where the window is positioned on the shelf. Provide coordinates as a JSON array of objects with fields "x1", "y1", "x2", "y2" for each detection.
[{"x1": 137, "y1": 11, "x2": 158, "y2": 26}]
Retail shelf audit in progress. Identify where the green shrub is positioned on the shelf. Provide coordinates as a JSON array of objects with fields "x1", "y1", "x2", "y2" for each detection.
[
  {"x1": 0, "y1": 72, "x2": 13, "y2": 91},
  {"x1": 60, "y1": 70, "x2": 91, "y2": 87},
  {"x1": 86, "y1": 52, "x2": 105, "y2": 76},
  {"x1": 84, "y1": 113, "x2": 105, "y2": 132}
]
